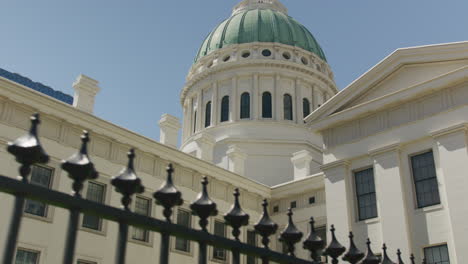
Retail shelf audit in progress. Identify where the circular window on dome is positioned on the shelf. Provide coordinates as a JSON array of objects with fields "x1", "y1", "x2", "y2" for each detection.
[
  {"x1": 223, "y1": 55, "x2": 231, "y2": 62},
  {"x1": 282, "y1": 52, "x2": 291, "y2": 60},
  {"x1": 262, "y1": 49, "x2": 272, "y2": 57},
  {"x1": 241, "y1": 51, "x2": 251, "y2": 58},
  {"x1": 301, "y1": 57, "x2": 309, "y2": 65}
]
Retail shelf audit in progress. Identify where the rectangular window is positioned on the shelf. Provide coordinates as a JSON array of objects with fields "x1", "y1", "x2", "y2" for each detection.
[
  {"x1": 247, "y1": 230, "x2": 257, "y2": 264},
  {"x1": 290, "y1": 201, "x2": 297, "y2": 209},
  {"x1": 273, "y1": 206, "x2": 279, "y2": 213},
  {"x1": 355, "y1": 168, "x2": 378, "y2": 221},
  {"x1": 424, "y1": 244, "x2": 450, "y2": 264},
  {"x1": 82, "y1": 182, "x2": 106, "y2": 230},
  {"x1": 175, "y1": 209, "x2": 191, "y2": 252},
  {"x1": 309, "y1": 197, "x2": 316, "y2": 204},
  {"x1": 77, "y1": 261, "x2": 97, "y2": 264},
  {"x1": 411, "y1": 151, "x2": 441, "y2": 208},
  {"x1": 15, "y1": 249, "x2": 39, "y2": 264},
  {"x1": 132, "y1": 197, "x2": 151, "y2": 242},
  {"x1": 24, "y1": 166, "x2": 53, "y2": 217},
  {"x1": 213, "y1": 221, "x2": 227, "y2": 261}
]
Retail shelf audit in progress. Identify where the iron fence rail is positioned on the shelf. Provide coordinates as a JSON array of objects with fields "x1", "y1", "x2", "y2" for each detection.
[{"x1": 0, "y1": 113, "x2": 421, "y2": 264}]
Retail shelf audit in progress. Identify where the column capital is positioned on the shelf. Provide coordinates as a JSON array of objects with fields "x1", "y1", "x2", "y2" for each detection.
[
  {"x1": 368, "y1": 142, "x2": 401, "y2": 157},
  {"x1": 430, "y1": 122, "x2": 468, "y2": 139},
  {"x1": 320, "y1": 159, "x2": 350, "y2": 171}
]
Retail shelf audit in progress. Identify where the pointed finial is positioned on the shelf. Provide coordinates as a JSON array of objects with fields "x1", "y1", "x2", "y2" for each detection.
[
  {"x1": 397, "y1": 249, "x2": 405, "y2": 264},
  {"x1": 254, "y1": 199, "x2": 278, "y2": 249},
  {"x1": 381, "y1": 243, "x2": 397, "y2": 264},
  {"x1": 224, "y1": 188, "x2": 249, "y2": 241},
  {"x1": 190, "y1": 176, "x2": 218, "y2": 231},
  {"x1": 279, "y1": 208, "x2": 303, "y2": 257},
  {"x1": 360, "y1": 238, "x2": 380, "y2": 264},
  {"x1": 323, "y1": 225, "x2": 346, "y2": 264},
  {"x1": 410, "y1": 254, "x2": 415, "y2": 264},
  {"x1": 342, "y1": 232, "x2": 364, "y2": 264},
  {"x1": 303, "y1": 217, "x2": 325, "y2": 262},
  {"x1": 154, "y1": 163, "x2": 183, "y2": 222}
]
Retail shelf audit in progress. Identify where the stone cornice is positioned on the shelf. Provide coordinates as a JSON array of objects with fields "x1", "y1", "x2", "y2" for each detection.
[
  {"x1": 320, "y1": 159, "x2": 350, "y2": 171},
  {"x1": 368, "y1": 142, "x2": 401, "y2": 157},
  {"x1": 430, "y1": 122, "x2": 468, "y2": 138}
]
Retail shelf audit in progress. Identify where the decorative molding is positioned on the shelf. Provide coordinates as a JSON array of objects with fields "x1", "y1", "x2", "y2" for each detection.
[
  {"x1": 429, "y1": 122, "x2": 468, "y2": 138},
  {"x1": 368, "y1": 142, "x2": 401, "y2": 157},
  {"x1": 320, "y1": 159, "x2": 350, "y2": 171}
]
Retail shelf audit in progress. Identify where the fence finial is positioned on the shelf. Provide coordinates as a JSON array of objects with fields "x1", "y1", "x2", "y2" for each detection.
[
  {"x1": 360, "y1": 239, "x2": 380, "y2": 264},
  {"x1": 254, "y1": 199, "x2": 278, "y2": 249},
  {"x1": 279, "y1": 208, "x2": 303, "y2": 257},
  {"x1": 323, "y1": 225, "x2": 346, "y2": 264},
  {"x1": 381, "y1": 244, "x2": 397, "y2": 264},
  {"x1": 342, "y1": 232, "x2": 364, "y2": 264},
  {"x1": 303, "y1": 217, "x2": 325, "y2": 261},
  {"x1": 154, "y1": 164, "x2": 183, "y2": 222},
  {"x1": 224, "y1": 188, "x2": 249, "y2": 241},
  {"x1": 190, "y1": 176, "x2": 218, "y2": 231},
  {"x1": 111, "y1": 149, "x2": 144, "y2": 210}
]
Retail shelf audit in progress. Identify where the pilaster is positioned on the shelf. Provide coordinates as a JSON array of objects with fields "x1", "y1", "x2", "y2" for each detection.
[
  {"x1": 226, "y1": 144, "x2": 247, "y2": 176},
  {"x1": 291, "y1": 150, "x2": 313, "y2": 180}
]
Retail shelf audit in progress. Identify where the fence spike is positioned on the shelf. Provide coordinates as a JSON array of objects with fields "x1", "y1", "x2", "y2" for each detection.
[
  {"x1": 111, "y1": 149, "x2": 144, "y2": 210},
  {"x1": 303, "y1": 217, "x2": 325, "y2": 262},
  {"x1": 342, "y1": 232, "x2": 364, "y2": 264},
  {"x1": 224, "y1": 188, "x2": 249, "y2": 241},
  {"x1": 254, "y1": 199, "x2": 278, "y2": 249},
  {"x1": 410, "y1": 254, "x2": 415, "y2": 264},
  {"x1": 279, "y1": 208, "x2": 303, "y2": 257},
  {"x1": 154, "y1": 164, "x2": 183, "y2": 222},
  {"x1": 323, "y1": 225, "x2": 346, "y2": 264},
  {"x1": 190, "y1": 176, "x2": 217, "y2": 231},
  {"x1": 396, "y1": 249, "x2": 405, "y2": 264},
  {"x1": 381, "y1": 244, "x2": 397, "y2": 264},
  {"x1": 360, "y1": 239, "x2": 380, "y2": 264}
]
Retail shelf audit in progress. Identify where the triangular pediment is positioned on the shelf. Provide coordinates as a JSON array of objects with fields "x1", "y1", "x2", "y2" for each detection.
[{"x1": 306, "y1": 41, "x2": 468, "y2": 130}]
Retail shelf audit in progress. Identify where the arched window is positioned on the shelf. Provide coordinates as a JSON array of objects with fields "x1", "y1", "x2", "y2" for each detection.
[
  {"x1": 284, "y1": 94, "x2": 293, "y2": 120},
  {"x1": 193, "y1": 111, "x2": 197, "y2": 133},
  {"x1": 240, "y1": 92, "x2": 250, "y2": 119},
  {"x1": 262, "y1": 92, "x2": 272, "y2": 118},
  {"x1": 221, "y1": 96, "x2": 229, "y2": 122},
  {"x1": 205, "y1": 101, "x2": 212, "y2": 128},
  {"x1": 303, "y1": 98, "x2": 311, "y2": 118}
]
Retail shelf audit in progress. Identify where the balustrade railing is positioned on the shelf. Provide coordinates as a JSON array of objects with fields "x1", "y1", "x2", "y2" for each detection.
[{"x1": 0, "y1": 114, "x2": 423, "y2": 264}]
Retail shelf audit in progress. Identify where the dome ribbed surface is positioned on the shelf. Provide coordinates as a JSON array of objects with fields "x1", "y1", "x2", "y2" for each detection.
[{"x1": 195, "y1": 8, "x2": 326, "y2": 63}]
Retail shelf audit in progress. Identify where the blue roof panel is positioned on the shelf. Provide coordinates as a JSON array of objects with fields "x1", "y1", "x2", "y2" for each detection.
[{"x1": 0, "y1": 68, "x2": 73, "y2": 105}]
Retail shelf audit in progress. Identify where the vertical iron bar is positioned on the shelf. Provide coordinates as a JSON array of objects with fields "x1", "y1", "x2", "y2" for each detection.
[
  {"x1": 116, "y1": 221, "x2": 129, "y2": 264},
  {"x1": 261, "y1": 256, "x2": 269, "y2": 264},
  {"x1": 159, "y1": 232, "x2": 170, "y2": 264},
  {"x1": 62, "y1": 209, "x2": 80, "y2": 264},
  {"x1": 198, "y1": 241, "x2": 207, "y2": 264},
  {"x1": 232, "y1": 249, "x2": 240, "y2": 264},
  {"x1": 2, "y1": 195, "x2": 25, "y2": 264}
]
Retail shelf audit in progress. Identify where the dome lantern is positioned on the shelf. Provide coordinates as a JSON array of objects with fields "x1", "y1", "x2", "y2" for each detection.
[{"x1": 233, "y1": 0, "x2": 288, "y2": 15}]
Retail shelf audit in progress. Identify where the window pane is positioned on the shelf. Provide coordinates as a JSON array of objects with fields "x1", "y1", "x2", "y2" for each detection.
[
  {"x1": 355, "y1": 168, "x2": 378, "y2": 220},
  {"x1": 193, "y1": 111, "x2": 197, "y2": 133},
  {"x1": 132, "y1": 197, "x2": 151, "y2": 241},
  {"x1": 24, "y1": 166, "x2": 52, "y2": 217},
  {"x1": 240, "y1": 93, "x2": 250, "y2": 119},
  {"x1": 175, "y1": 210, "x2": 191, "y2": 252},
  {"x1": 15, "y1": 249, "x2": 39, "y2": 264},
  {"x1": 262, "y1": 92, "x2": 272, "y2": 118},
  {"x1": 283, "y1": 94, "x2": 293, "y2": 120},
  {"x1": 303, "y1": 98, "x2": 311, "y2": 118},
  {"x1": 221, "y1": 96, "x2": 229, "y2": 122},
  {"x1": 205, "y1": 101, "x2": 212, "y2": 128},
  {"x1": 411, "y1": 151, "x2": 440, "y2": 208},
  {"x1": 77, "y1": 261, "x2": 97, "y2": 264},
  {"x1": 247, "y1": 231, "x2": 257, "y2": 264},
  {"x1": 83, "y1": 182, "x2": 105, "y2": 230},
  {"x1": 213, "y1": 221, "x2": 226, "y2": 260},
  {"x1": 424, "y1": 244, "x2": 450, "y2": 264}
]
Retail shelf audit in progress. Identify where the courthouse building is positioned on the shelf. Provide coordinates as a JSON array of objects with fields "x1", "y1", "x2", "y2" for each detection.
[{"x1": 0, "y1": 0, "x2": 467, "y2": 263}]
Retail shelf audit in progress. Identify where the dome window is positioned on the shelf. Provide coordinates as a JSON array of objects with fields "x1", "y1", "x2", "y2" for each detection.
[
  {"x1": 262, "y1": 92, "x2": 272, "y2": 118},
  {"x1": 301, "y1": 57, "x2": 309, "y2": 65},
  {"x1": 223, "y1": 55, "x2": 231, "y2": 62},
  {"x1": 283, "y1": 94, "x2": 293, "y2": 121},
  {"x1": 221, "y1": 96, "x2": 230, "y2": 122},
  {"x1": 262, "y1": 49, "x2": 272, "y2": 57},
  {"x1": 282, "y1": 52, "x2": 291, "y2": 60},
  {"x1": 241, "y1": 51, "x2": 251, "y2": 58},
  {"x1": 240, "y1": 92, "x2": 251, "y2": 119}
]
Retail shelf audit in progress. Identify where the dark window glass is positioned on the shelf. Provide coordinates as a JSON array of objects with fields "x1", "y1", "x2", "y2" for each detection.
[
  {"x1": 240, "y1": 92, "x2": 250, "y2": 119},
  {"x1": 83, "y1": 182, "x2": 105, "y2": 230},
  {"x1": 24, "y1": 166, "x2": 52, "y2": 217},
  {"x1": 221, "y1": 96, "x2": 229, "y2": 122},
  {"x1": 77, "y1": 261, "x2": 97, "y2": 264},
  {"x1": 309, "y1": 197, "x2": 315, "y2": 204},
  {"x1": 205, "y1": 101, "x2": 212, "y2": 128},
  {"x1": 262, "y1": 49, "x2": 272, "y2": 57},
  {"x1": 15, "y1": 249, "x2": 39, "y2": 264},
  {"x1": 424, "y1": 244, "x2": 450, "y2": 264},
  {"x1": 213, "y1": 221, "x2": 227, "y2": 260},
  {"x1": 290, "y1": 201, "x2": 297, "y2": 209},
  {"x1": 411, "y1": 151, "x2": 441, "y2": 208},
  {"x1": 132, "y1": 197, "x2": 151, "y2": 241},
  {"x1": 247, "y1": 230, "x2": 257, "y2": 264},
  {"x1": 303, "y1": 98, "x2": 311, "y2": 118},
  {"x1": 193, "y1": 111, "x2": 197, "y2": 133},
  {"x1": 175, "y1": 210, "x2": 191, "y2": 252},
  {"x1": 283, "y1": 94, "x2": 293, "y2": 120},
  {"x1": 355, "y1": 168, "x2": 378, "y2": 221},
  {"x1": 273, "y1": 206, "x2": 279, "y2": 213},
  {"x1": 262, "y1": 92, "x2": 272, "y2": 118}
]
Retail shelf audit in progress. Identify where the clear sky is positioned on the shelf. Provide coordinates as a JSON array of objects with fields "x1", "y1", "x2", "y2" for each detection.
[{"x1": 1, "y1": 0, "x2": 467, "y2": 141}]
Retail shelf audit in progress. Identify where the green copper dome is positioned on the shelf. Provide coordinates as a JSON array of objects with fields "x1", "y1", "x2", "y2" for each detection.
[{"x1": 195, "y1": 8, "x2": 327, "y2": 63}]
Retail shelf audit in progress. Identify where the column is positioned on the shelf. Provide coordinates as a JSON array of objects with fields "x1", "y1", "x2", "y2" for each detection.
[
  {"x1": 196, "y1": 91, "x2": 202, "y2": 131},
  {"x1": 275, "y1": 74, "x2": 281, "y2": 120},
  {"x1": 193, "y1": 133, "x2": 215, "y2": 162},
  {"x1": 231, "y1": 76, "x2": 238, "y2": 121},
  {"x1": 253, "y1": 74, "x2": 259, "y2": 120},
  {"x1": 369, "y1": 144, "x2": 411, "y2": 261},
  {"x1": 227, "y1": 145, "x2": 247, "y2": 176},
  {"x1": 212, "y1": 82, "x2": 218, "y2": 126},
  {"x1": 431, "y1": 124, "x2": 468, "y2": 263},
  {"x1": 295, "y1": 78, "x2": 303, "y2": 124},
  {"x1": 321, "y1": 160, "x2": 352, "y2": 243}
]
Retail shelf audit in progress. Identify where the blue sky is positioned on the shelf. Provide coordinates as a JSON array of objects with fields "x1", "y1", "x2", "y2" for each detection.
[{"x1": 1, "y1": 0, "x2": 467, "y2": 140}]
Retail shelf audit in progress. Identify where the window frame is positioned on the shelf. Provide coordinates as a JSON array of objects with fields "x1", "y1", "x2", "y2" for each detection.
[
  {"x1": 205, "y1": 101, "x2": 212, "y2": 128},
  {"x1": 81, "y1": 181, "x2": 107, "y2": 234},
  {"x1": 173, "y1": 208, "x2": 192, "y2": 254},
  {"x1": 353, "y1": 167, "x2": 378, "y2": 221},
  {"x1": 15, "y1": 248, "x2": 40, "y2": 264},
  {"x1": 262, "y1": 91, "x2": 272, "y2": 118},
  {"x1": 212, "y1": 220, "x2": 227, "y2": 262},
  {"x1": 240, "y1": 92, "x2": 251, "y2": 119},
  {"x1": 303, "y1": 98, "x2": 311, "y2": 119},
  {"x1": 220, "y1": 96, "x2": 230, "y2": 122},
  {"x1": 23, "y1": 165, "x2": 54, "y2": 219},
  {"x1": 409, "y1": 150, "x2": 441, "y2": 209},
  {"x1": 423, "y1": 244, "x2": 450, "y2": 264},
  {"x1": 283, "y1": 94, "x2": 293, "y2": 121},
  {"x1": 77, "y1": 260, "x2": 98, "y2": 264},
  {"x1": 130, "y1": 195, "x2": 152, "y2": 244}
]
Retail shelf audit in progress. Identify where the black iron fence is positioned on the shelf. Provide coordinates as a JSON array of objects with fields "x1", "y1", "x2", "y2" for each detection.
[{"x1": 0, "y1": 114, "x2": 422, "y2": 264}]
